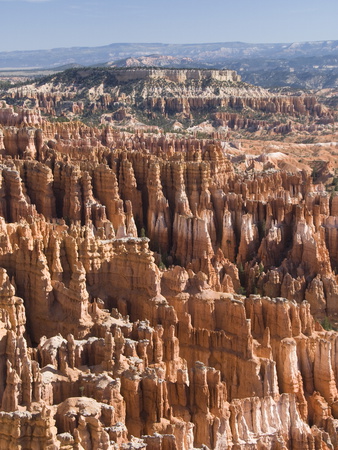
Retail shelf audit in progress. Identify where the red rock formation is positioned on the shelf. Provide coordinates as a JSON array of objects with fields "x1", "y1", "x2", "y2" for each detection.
[{"x1": 0, "y1": 104, "x2": 337, "y2": 448}]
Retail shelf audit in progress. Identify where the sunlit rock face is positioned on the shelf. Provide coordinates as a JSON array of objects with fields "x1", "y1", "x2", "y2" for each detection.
[{"x1": 0, "y1": 94, "x2": 338, "y2": 449}]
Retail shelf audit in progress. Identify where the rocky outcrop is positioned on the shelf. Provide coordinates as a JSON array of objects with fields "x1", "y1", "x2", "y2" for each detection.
[
  {"x1": 0, "y1": 105, "x2": 338, "y2": 448},
  {"x1": 0, "y1": 123, "x2": 337, "y2": 312},
  {"x1": 0, "y1": 105, "x2": 43, "y2": 126},
  {"x1": 112, "y1": 68, "x2": 241, "y2": 83},
  {"x1": 2, "y1": 68, "x2": 332, "y2": 135}
]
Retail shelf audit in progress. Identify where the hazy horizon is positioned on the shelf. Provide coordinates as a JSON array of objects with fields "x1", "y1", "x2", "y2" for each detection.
[{"x1": 2, "y1": 39, "x2": 338, "y2": 55}]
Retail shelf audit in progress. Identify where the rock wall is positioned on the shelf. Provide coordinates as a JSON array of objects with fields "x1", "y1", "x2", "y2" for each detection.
[
  {"x1": 113, "y1": 68, "x2": 241, "y2": 83},
  {"x1": 0, "y1": 118, "x2": 337, "y2": 448},
  {"x1": 2, "y1": 67, "x2": 332, "y2": 133}
]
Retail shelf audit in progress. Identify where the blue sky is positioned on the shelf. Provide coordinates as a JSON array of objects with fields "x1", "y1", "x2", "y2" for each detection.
[{"x1": 1, "y1": 0, "x2": 338, "y2": 52}]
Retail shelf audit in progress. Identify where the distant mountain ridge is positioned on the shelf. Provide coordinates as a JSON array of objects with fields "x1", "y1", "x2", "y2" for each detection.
[
  {"x1": 1, "y1": 40, "x2": 338, "y2": 69},
  {"x1": 1, "y1": 41, "x2": 338, "y2": 90}
]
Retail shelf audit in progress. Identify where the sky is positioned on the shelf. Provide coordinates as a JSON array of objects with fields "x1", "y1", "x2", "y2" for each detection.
[{"x1": 1, "y1": 0, "x2": 338, "y2": 52}]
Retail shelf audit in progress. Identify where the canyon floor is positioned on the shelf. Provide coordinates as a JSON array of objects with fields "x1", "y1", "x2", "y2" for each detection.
[{"x1": 0, "y1": 68, "x2": 338, "y2": 449}]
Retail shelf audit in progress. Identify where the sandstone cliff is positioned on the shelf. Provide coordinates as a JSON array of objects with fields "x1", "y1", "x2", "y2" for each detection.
[
  {"x1": 0, "y1": 101, "x2": 337, "y2": 449},
  {"x1": 2, "y1": 67, "x2": 333, "y2": 136}
]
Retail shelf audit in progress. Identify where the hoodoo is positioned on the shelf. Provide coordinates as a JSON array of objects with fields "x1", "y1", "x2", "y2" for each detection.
[{"x1": 0, "y1": 66, "x2": 337, "y2": 449}]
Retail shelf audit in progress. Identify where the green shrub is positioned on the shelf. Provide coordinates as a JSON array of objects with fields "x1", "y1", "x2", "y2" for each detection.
[{"x1": 321, "y1": 316, "x2": 332, "y2": 331}]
